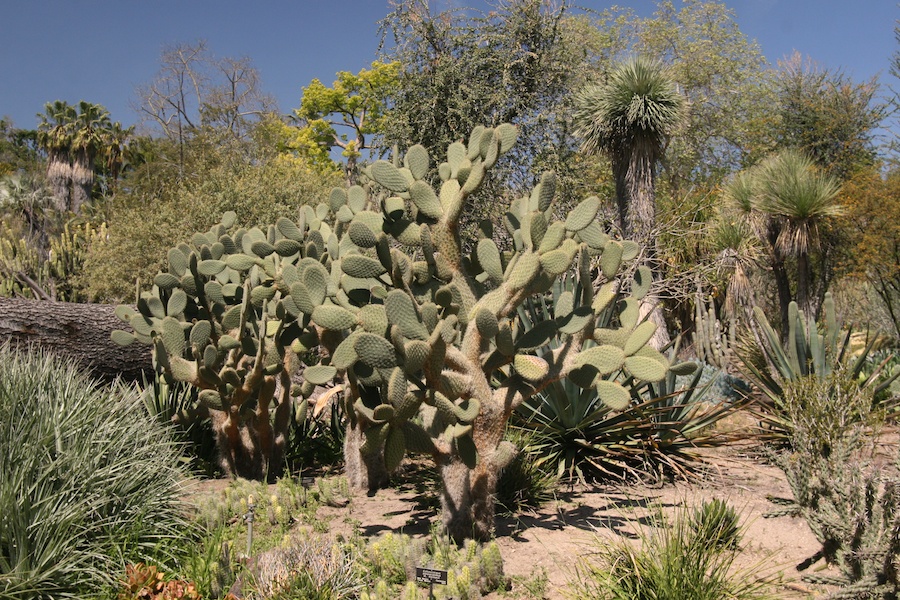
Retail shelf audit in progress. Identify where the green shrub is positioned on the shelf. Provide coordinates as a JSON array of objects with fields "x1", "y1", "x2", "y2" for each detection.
[
  {"x1": 569, "y1": 500, "x2": 776, "y2": 600},
  {"x1": 82, "y1": 139, "x2": 341, "y2": 302},
  {"x1": 0, "y1": 344, "x2": 191, "y2": 599}
]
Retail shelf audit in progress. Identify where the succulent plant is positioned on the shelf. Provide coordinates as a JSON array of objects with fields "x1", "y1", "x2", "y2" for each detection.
[
  {"x1": 738, "y1": 292, "x2": 899, "y2": 438},
  {"x1": 110, "y1": 208, "x2": 341, "y2": 480},
  {"x1": 115, "y1": 123, "x2": 682, "y2": 541}
]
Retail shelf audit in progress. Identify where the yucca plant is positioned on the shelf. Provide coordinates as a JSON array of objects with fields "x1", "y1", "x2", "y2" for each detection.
[
  {"x1": 515, "y1": 276, "x2": 746, "y2": 483},
  {"x1": 0, "y1": 344, "x2": 192, "y2": 599},
  {"x1": 495, "y1": 426, "x2": 560, "y2": 514}
]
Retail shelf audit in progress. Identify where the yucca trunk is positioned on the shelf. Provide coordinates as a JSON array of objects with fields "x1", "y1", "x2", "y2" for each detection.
[
  {"x1": 613, "y1": 142, "x2": 670, "y2": 348},
  {"x1": 767, "y1": 223, "x2": 794, "y2": 337},
  {"x1": 616, "y1": 140, "x2": 657, "y2": 246}
]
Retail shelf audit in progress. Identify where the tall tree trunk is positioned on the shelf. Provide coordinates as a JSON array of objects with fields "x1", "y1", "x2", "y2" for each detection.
[
  {"x1": 625, "y1": 142, "x2": 657, "y2": 248},
  {"x1": 71, "y1": 151, "x2": 94, "y2": 214},
  {"x1": 797, "y1": 250, "x2": 811, "y2": 319},
  {"x1": 46, "y1": 153, "x2": 72, "y2": 212},
  {"x1": 0, "y1": 297, "x2": 151, "y2": 383},
  {"x1": 767, "y1": 224, "x2": 793, "y2": 338},
  {"x1": 613, "y1": 145, "x2": 671, "y2": 349}
]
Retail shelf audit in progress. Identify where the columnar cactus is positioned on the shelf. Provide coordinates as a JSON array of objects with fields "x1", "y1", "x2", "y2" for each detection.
[{"x1": 115, "y1": 123, "x2": 682, "y2": 540}]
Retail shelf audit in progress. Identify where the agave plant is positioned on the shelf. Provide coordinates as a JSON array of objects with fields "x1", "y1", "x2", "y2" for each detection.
[
  {"x1": 738, "y1": 293, "x2": 900, "y2": 437},
  {"x1": 515, "y1": 275, "x2": 747, "y2": 483}
]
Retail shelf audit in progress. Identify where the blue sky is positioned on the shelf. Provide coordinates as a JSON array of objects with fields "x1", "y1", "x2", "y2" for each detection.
[{"x1": 1, "y1": 1, "x2": 897, "y2": 131}]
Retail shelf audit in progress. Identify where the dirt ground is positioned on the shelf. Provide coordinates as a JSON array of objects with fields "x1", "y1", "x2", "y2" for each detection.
[
  {"x1": 187, "y1": 442, "x2": 854, "y2": 599},
  {"x1": 324, "y1": 444, "x2": 830, "y2": 599}
]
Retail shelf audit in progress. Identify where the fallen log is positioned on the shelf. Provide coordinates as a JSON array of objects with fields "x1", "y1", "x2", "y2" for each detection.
[{"x1": 0, "y1": 297, "x2": 151, "y2": 383}]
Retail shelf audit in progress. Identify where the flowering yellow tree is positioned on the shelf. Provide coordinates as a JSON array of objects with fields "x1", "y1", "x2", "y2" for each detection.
[{"x1": 290, "y1": 61, "x2": 400, "y2": 182}]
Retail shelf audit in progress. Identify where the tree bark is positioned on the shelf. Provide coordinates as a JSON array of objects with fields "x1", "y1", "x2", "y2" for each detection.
[
  {"x1": 70, "y1": 154, "x2": 94, "y2": 215},
  {"x1": 0, "y1": 297, "x2": 151, "y2": 383},
  {"x1": 613, "y1": 143, "x2": 671, "y2": 349}
]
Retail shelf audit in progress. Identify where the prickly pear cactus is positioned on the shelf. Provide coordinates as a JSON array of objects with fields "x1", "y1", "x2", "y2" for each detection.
[
  {"x1": 344, "y1": 124, "x2": 676, "y2": 542},
  {"x1": 111, "y1": 209, "x2": 334, "y2": 480},
  {"x1": 114, "y1": 123, "x2": 679, "y2": 540}
]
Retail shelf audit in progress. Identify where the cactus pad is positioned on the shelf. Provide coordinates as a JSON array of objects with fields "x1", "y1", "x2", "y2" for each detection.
[
  {"x1": 303, "y1": 365, "x2": 338, "y2": 385},
  {"x1": 312, "y1": 305, "x2": 357, "y2": 331},
  {"x1": 565, "y1": 196, "x2": 600, "y2": 232},
  {"x1": 574, "y1": 345, "x2": 625, "y2": 375},
  {"x1": 595, "y1": 380, "x2": 631, "y2": 411},
  {"x1": 514, "y1": 354, "x2": 550, "y2": 382},
  {"x1": 624, "y1": 355, "x2": 667, "y2": 382},
  {"x1": 354, "y1": 333, "x2": 397, "y2": 368},
  {"x1": 342, "y1": 255, "x2": 387, "y2": 279},
  {"x1": 624, "y1": 321, "x2": 657, "y2": 356}
]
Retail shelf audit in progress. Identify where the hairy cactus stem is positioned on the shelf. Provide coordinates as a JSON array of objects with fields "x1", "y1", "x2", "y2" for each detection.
[{"x1": 255, "y1": 376, "x2": 277, "y2": 477}]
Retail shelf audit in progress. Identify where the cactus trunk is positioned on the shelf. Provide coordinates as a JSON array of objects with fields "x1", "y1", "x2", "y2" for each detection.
[
  {"x1": 210, "y1": 405, "x2": 291, "y2": 481},
  {"x1": 344, "y1": 424, "x2": 389, "y2": 492},
  {"x1": 438, "y1": 399, "x2": 508, "y2": 543},
  {"x1": 439, "y1": 456, "x2": 499, "y2": 544}
]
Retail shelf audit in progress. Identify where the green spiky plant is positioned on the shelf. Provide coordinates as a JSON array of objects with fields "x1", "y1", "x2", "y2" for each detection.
[
  {"x1": 738, "y1": 293, "x2": 899, "y2": 438},
  {"x1": 515, "y1": 277, "x2": 743, "y2": 483},
  {"x1": 570, "y1": 499, "x2": 777, "y2": 600},
  {"x1": 0, "y1": 344, "x2": 191, "y2": 599},
  {"x1": 115, "y1": 123, "x2": 682, "y2": 541}
]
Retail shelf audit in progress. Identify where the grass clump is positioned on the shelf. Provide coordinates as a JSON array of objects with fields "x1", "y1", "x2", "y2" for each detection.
[
  {"x1": 496, "y1": 427, "x2": 559, "y2": 515},
  {"x1": 0, "y1": 344, "x2": 191, "y2": 599},
  {"x1": 569, "y1": 499, "x2": 776, "y2": 600}
]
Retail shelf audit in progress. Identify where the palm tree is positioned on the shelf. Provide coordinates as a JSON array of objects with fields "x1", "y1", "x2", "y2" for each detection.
[
  {"x1": 573, "y1": 56, "x2": 686, "y2": 246},
  {"x1": 36, "y1": 101, "x2": 76, "y2": 212},
  {"x1": 98, "y1": 121, "x2": 133, "y2": 196},
  {"x1": 69, "y1": 101, "x2": 111, "y2": 213},
  {"x1": 754, "y1": 149, "x2": 842, "y2": 320},
  {"x1": 573, "y1": 57, "x2": 686, "y2": 346}
]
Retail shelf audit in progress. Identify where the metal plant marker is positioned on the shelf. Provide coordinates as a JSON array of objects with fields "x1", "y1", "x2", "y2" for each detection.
[{"x1": 245, "y1": 495, "x2": 256, "y2": 557}]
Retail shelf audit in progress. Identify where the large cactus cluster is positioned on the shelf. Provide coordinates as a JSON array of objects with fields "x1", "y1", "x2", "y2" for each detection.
[
  {"x1": 111, "y1": 210, "x2": 315, "y2": 480},
  {"x1": 115, "y1": 123, "x2": 681, "y2": 541}
]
